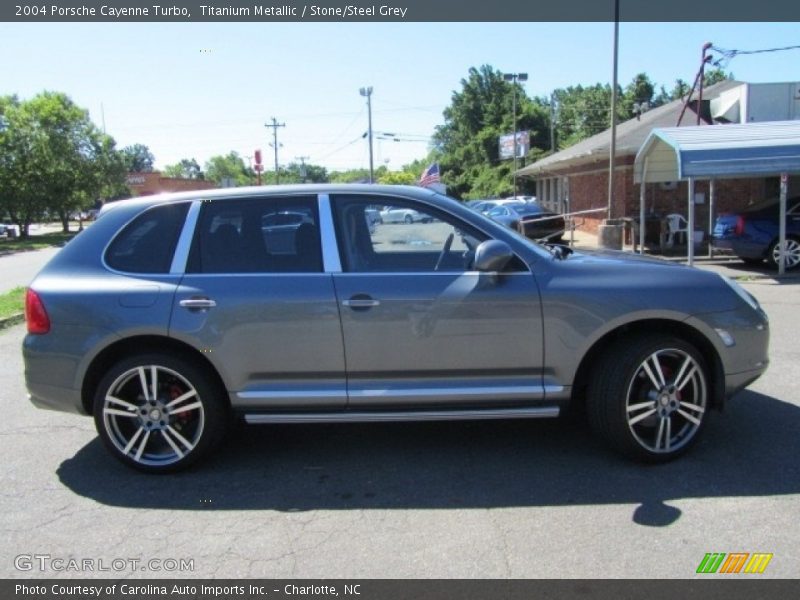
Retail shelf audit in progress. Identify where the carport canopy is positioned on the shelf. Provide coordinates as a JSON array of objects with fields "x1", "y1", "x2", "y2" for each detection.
[
  {"x1": 634, "y1": 120, "x2": 800, "y2": 183},
  {"x1": 632, "y1": 120, "x2": 800, "y2": 272}
]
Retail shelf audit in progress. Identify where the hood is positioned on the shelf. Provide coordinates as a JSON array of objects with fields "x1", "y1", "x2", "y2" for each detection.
[{"x1": 561, "y1": 247, "x2": 686, "y2": 268}]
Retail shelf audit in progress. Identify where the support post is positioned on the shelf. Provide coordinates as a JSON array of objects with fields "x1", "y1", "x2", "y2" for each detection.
[{"x1": 688, "y1": 178, "x2": 695, "y2": 266}]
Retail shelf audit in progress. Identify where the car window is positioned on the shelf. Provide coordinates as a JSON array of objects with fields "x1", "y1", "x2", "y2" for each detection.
[
  {"x1": 188, "y1": 196, "x2": 321, "y2": 274},
  {"x1": 488, "y1": 207, "x2": 506, "y2": 217},
  {"x1": 105, "y1": 202, "x2": 190, "y2": 274},
  {"x1": 332, "y1": 195, "x2": 487, "y2": 273}
]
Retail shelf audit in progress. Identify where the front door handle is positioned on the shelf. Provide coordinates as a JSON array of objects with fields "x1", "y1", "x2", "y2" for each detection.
[
  {"x1": 179, "y1": 297, "x2": 217, "y2": 310},
  {"x1": 342, "y1": 296, "x2": 380, "y2": 310}
]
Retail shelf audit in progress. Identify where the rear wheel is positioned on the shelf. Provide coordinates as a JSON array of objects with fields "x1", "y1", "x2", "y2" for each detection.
[
  {"x1": 587, "y1": 335, "x2": 709, "y2": 462},
  {"x1": 93, "y1": 353, "x2": 228, "y2": 473},
  {"x1": 767, "y1": 237, "x2": 800, "y2": 270}
]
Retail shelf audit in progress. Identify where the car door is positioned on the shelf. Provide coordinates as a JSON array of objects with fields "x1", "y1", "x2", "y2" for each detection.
[
  {"x1": 169, "y1": 195, "x2": 346, "y2": 411},
  {"x1": 329, "y1": 193, "x2": 546, "y2": 409}
]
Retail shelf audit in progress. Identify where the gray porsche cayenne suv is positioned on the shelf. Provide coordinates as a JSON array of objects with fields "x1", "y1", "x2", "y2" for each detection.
[{"x1": 23, "y1": 185, "x2": 769, "y2": 472}]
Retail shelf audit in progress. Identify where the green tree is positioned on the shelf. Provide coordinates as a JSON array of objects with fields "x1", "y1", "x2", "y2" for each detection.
[
  {"x1": 121, "y1": 143, "x2": 155, "y2": 172},
  {"x1": 260, "y1": 161, "x2": 329, "y2": 184},
  {"x1": 328, "y1": 165, "x2": 389, "y2": 183},
  {"x1": 620, "y1": 73, "x2": 664, "y2": 119},
  {"x1": 204, "y1": 152, "x2": 254, "y2": 187},
  {"x1": 162, "y1": 158, "x2": 204, "y2": 180},
  {"x1": 704, "y1": 67, "x2": 733, "y2": 87},
  {"x1": 0, "y1": 92, "x2": 127, "y2": 235},
  {"x1": 432, "y1": 65, "x2": 547, "y2": 199},
  {"x1": 552, "y1": 83, "x2": 616, "y2": 149}
]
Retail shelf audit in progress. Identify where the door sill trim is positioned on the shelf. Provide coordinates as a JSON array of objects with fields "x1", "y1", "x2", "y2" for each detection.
[{"x1": 243, "y1": 406, "x2": 559, "y2": 424}]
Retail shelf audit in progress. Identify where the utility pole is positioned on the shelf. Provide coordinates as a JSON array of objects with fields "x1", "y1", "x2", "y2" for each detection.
[
  {"x1": 295, "y1": 155, "x2": 309, "y2": 183},
  {"x1": 549, "y1": 92, "x2": 556, "y2": 152},
  {"x1": 607, "y1": 0, "x2": 619, "y2": 220},
  {"x1": 359, "y1": 86, "x2": 374, "y2": 183},
  {"x1": 697, "y1": 42, "x2": 713, "y2": 125},
  {"x1": 265, "y1": 117, "x2": 285, "y2": 183}
]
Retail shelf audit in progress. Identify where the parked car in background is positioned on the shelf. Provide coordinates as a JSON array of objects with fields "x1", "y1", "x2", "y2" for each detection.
[
  {"x1": 487, "y1": 202, "x2": 565, "y2": 242},
  {"x1": 503, "y1": 195, "x2": 537, "y2": 203},
  {"x1": 712, "y1": 196, "x2": 800, "y2": 270},
  {"x1": 379, "y1": 206, "x2": 429, "y2": 224},
  {"x1": 24, "y1": 184, "x2": 769, "y2": 472},
  {"x1": 469, "y1": 198, "x2": 530, "y2": 215}
]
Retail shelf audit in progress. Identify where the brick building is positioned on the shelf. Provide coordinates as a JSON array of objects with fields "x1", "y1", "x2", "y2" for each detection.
[
  {"x1": 125, "y1": 172, "x2": 216, "y2": 197},
  {"x1": 517, "y1": 80, "x2": 800, "y2": 235}
]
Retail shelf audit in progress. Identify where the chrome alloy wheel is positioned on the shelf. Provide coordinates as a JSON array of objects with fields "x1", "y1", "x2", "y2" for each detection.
[
  {"x1": 625, "y1": 348, "x2": 707, "y2": 454},
  {"x1": 101, "y1": 365, "x2": 205, "y2": 467},
  {"x1": 771, "y1": 238, "x2": 800, "y2": 270}
]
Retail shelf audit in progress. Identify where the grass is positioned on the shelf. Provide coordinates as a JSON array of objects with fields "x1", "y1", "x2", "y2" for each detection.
[
  {"x1": 0, "y1": 230, "x2": 77, "y2": 254},
  {"x1": 0, "y1": 286, "x2": 25, "y2": 321}
]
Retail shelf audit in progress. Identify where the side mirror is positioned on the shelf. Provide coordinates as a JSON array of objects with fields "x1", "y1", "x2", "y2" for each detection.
[{"x1": 473, "y1": 240, "x2": 513, "y2": 272}]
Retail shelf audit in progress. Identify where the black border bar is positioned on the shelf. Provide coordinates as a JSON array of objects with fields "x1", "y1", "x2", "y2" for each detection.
[{"x1": 4, "y1": 0, "x2": 800, "y2": 22}]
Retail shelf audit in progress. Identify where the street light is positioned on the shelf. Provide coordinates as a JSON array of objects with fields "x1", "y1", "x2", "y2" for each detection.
[
  {"x1": 359, "y1": 86, "x2": 374, "y2": 183},
  {"x1": 503, "y1": 72, "x2": 528, "y2": 198}
]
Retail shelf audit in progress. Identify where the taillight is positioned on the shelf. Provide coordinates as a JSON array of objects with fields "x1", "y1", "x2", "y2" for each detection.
[
  {"x1": 734, "y1": 216, "x2": 745, "y2": 236},
  {"x1": 25, "y1": 288, "x2": 50, "y2": 334}
]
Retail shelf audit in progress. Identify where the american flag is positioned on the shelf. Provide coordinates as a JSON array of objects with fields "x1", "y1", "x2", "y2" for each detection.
[{"x1": 419, "y1": 163, "x2": 440, "y2": 187}]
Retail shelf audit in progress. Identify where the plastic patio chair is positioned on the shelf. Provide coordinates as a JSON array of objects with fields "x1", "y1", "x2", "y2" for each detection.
[{"x1": 664, "y1": 213, "x2": 690, "y2": 246}]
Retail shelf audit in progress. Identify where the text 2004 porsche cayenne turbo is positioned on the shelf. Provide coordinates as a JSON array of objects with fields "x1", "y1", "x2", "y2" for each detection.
[{"x1": 23, "y1": 185, "x2": 769, "y2": 472}]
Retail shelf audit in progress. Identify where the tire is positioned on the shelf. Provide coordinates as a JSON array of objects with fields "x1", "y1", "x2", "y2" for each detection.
[
  {"x1": 93, "y1": 353, "x2": 228, "y2": 473},
  {"x1": 404, "y1": 214, "x2": 413, "y2": 224},
  {"x1": 740, "y1": 257, "x2": 764, "y2": 266},
  {"x1": 587, "y1": 334, "x2": 709, "y2": 462},
  {"x1": 766, "y1": 237, "x2": 800, "y2": 270}
]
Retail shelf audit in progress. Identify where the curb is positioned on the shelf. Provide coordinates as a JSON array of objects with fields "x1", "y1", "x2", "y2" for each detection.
[{"x1": 0, "y1": 313, "x2": 24, "y2": 330}]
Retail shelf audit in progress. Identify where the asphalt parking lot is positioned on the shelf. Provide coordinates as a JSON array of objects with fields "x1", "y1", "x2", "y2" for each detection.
[{"x1": 1, "y1": 266, "x2": 799, "y2": 579}]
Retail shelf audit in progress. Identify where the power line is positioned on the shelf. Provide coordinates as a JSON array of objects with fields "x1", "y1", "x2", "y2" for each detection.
[{"x1": 711, "y1": 44, "x2": 800, "y2": 68}]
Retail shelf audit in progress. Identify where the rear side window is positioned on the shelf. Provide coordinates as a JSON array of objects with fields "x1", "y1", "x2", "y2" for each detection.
[
  {"x1": 105, "y1": 203, "x2": 190, "y2": 273},
  {"x1": 188, "y1": 196, "x2": 322, "y2": 274}
]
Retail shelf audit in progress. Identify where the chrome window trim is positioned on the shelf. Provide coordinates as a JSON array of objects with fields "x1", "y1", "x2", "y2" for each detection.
[
  {"x1": 318, "y1": 193, "x2": 342, "y2": 273},
  {"x1": 331, "y1": 271, "x2": 533, "y2": 277},
  {"x1": 170, "y1": 200, "x2": 201, "y2": 275}
]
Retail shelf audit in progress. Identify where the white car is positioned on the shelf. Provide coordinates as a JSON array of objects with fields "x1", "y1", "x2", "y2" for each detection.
[
  {"x1": 379, "y1": 206, "x2": 428, "y2": 224},
  {"x1": 503, "y1": 195, "x2": 537, "y2": 203}
]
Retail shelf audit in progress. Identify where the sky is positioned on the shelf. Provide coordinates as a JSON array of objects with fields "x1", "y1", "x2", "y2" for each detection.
[{"x1": 2, "y1": 20, "x2": 799, "y2": 174}]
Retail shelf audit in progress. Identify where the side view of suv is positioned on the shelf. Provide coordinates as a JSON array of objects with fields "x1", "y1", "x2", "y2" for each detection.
[{"x1": 24, "y1": 185, "x2": 769, "y2": 472}]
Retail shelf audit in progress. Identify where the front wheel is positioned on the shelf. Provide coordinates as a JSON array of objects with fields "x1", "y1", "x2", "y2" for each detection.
[
  {"x1": 93, "y1": 353, "x2": 228, "y2": 473},
  {"x1": 587, "y1": 335, "x2": 709, "y2": 462}
]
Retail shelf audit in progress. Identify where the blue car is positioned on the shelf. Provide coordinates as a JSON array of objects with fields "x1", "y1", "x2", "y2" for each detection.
[{"x1": 712, "y1": 196, "x2": 800, "y2": 270}]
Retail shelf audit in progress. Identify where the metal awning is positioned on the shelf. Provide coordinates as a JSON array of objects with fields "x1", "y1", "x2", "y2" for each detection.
[
  {"x1": 634, "y1": 120, "x2": 800, "y2": 183},
  {"x1": 633, "y1": 120, "x2": 800, "y2": 273}
]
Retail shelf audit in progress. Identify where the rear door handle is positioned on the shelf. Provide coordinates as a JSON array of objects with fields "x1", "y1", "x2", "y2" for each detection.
[{"x1": 179, "y1": 297, "x2": 217, "y2": 310}]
